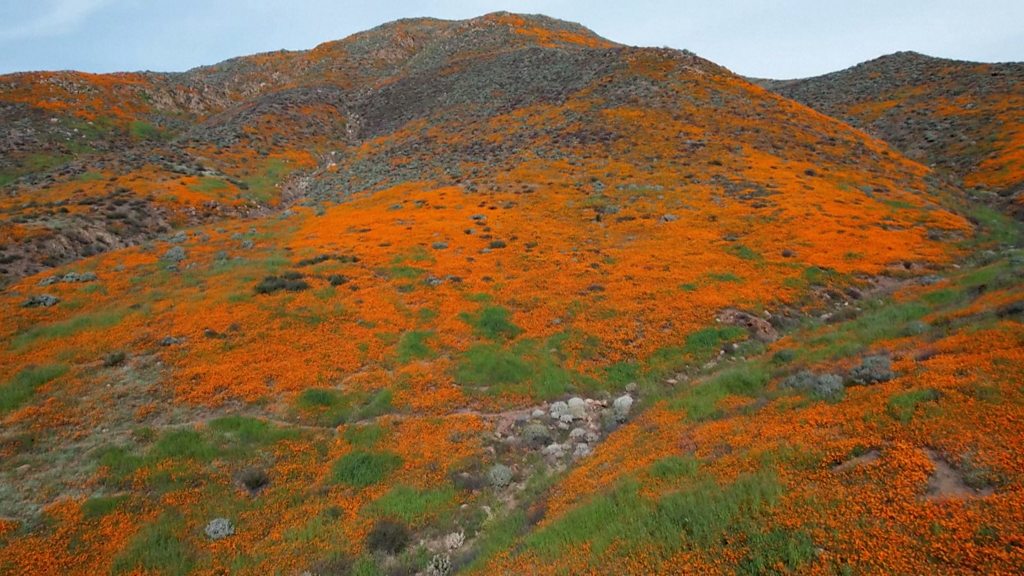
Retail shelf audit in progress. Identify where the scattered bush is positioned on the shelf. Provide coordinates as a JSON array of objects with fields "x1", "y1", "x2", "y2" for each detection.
[
  {"x1": 255, "y1": 272, "x2": 309, "y2": 294},
  {"x1": 848, "y1": 354, "x2": 894, "y2": 385},
  {"x1": 488, "y1": 464, "x2": 514, "y2": 488},
  {"x1": 780, "y1": 370, "x2": 845, "y2": 400},
  {"x1": 103, "y1": 351, "x2": 127, "y2": 367},
  {"x1": 237, "y1": 467, "x2": 270, "y2": 492},
  {"x1": 366, "y1": 519, "x2": 411, "y2": 554}
]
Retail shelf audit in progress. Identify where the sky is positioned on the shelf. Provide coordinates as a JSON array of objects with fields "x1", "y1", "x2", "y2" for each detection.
[{"x1": 0, "y1": 0, "x2": 1021, "y2": 78}]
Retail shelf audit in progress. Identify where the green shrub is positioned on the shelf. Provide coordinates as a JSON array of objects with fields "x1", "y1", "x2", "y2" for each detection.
[{"x1": 332, "y1": 451, "x2": 402, "y2": 487}]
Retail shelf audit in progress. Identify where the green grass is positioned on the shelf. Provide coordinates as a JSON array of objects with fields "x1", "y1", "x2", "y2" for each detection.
[
  {"x1": 111, "y1": 511, "x2": 193, "y2": 576},
  {"x1": 9, "y1": 309, "x2": 127, "y2": 351},
  {"x1": 887, "y1": 389, "x2": 940, "y2": 423},
  {"x1": 705, "y1": 272, "x2": 743, "y2": 283},
  {"x1": 295, "y1": 387, "x2": 393, "y2": 426},
  {"x1": 242, "y1": 158, "x2": 292, "y2": 203},
  {"x1": 296, "y1": 388, "x2": 352, "y2": 427},
  {"x1": 737, "y1": 528, "x2": 816, "y2": 575},
  {"x1": 96, "y1": 446, "x2": 144, "y2": 483},
  {"x1": 387, "y1": 265, "x2": 425, "y2": 280},
  {"x1": 189, "y1": 177, "x2": 231, "y2": 194},
  {"x1": 207, "y1": 415, "x2": 297, "y2": 452},
  {"x1": 969, "y1": 204, "x2": 1022, "y2": 247},
  {"x1": 331, "y1": 451, "x2": 403, "y2": 488},
  {"x1": 460, "y1": 305, "x2": 522, "y2": 341},
  {"x1": 523, "y1": 469, "x2": 782, "y2": 562},
  {"x1": 82, "y1": 495, "x2": 128, "y2": 519},
  {"x1": 149, "y1": 429, "x2": 217, "y2": 461},
  {"x1": 648, "y1": 455, "x2": 700, "y2": 479},
  {"x1": 343, "y1": 423, "x2": 384, "y2": 448},
  {"x1": 0, "y1": 364, "x2": 68, "y2": 414},
  {"x1": 366, "y1": 485, "x2": 455, "y2": 524},
  {"x1": 396, "y1": 330, "x2": 435, "y2": 363},
  {"x1": 673, "y1": 364, "x2": 769, "y2": 422},
  {"x1": 808, "y1": 300, "x2": 929, "y2": 360},
  {"x1": 128, "y1": 120, "x2": 168, "y2": 142},
  {"x1": 728, "y1": 244, "x2": 763, "y2": 261},
  {"x1": 350, "y1": 389, "x2": 393, "y2": 422},
  {"x1": 455, "y1": 344, "x2": 532, "y2": 387},
  {"x1": 683, "y1": 326, "x2": 747, "y2": 360}
]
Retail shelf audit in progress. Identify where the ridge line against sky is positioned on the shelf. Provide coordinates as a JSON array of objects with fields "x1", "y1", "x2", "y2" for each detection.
[{"x1": 1, "y1": 0, "x2": 1021, "y2": 78}]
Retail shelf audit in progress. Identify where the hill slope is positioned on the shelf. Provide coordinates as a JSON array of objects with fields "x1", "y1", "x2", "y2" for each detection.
[
  {"x1": 1, "y1": 13, "x2": 1022, "y2": 576},
  {"x1": 757, "y1": 52, "x2": 1024, "y2": 215}
]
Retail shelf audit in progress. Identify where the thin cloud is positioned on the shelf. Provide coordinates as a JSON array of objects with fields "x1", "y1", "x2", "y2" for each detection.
[{"x1": 0, "y1": 0, "x2": 117, "y2": 42}]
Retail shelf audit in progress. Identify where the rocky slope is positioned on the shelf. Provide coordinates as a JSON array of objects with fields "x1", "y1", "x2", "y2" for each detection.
[
  {"x1": 0, "y1": 12, "x2": 1022, "y2": 576},
  {"x1": 756, "y1": 52, "x2": 1024, "y2": 216}
]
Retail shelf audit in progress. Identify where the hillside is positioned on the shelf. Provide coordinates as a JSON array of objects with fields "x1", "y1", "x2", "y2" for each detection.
[
  {"x1": 1, "y1": 12, "x2": 1023, "y2": 576},
  {"x1": 756, "y1": 52, "x2": 1024, "y2": 216}
]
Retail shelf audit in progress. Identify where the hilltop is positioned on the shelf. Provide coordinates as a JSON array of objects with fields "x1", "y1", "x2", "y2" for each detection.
[
  {"x1": 1, "y1": 13, "x2": 1023, "y2": 576},
  {"x1": 756, "y1": 51, "x2": 1024, "y2": 216}
]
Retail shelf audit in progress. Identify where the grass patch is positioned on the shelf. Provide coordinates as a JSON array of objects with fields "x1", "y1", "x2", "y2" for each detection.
[
  {"x1": 10, "y1": 309, "x2": 127, "y2": 350},
  {"x1": 396, "y1": 330, "x2": 435, "y2": 363},
  {"x1": 523, "y1": 469, "x2": 782, "y2": 562},
  {"x1": 207, "y1": 415, "x2": 297, "y2": 451},
  {"x1": 683, "y1": 326, "x2": 747, "y2": 360},
  {"x1": 82, "y1": 495, "x2": 128, "y2": 519},
  {"x1": 673, "y1": 364, "x2": 769, "y2": 422},
  {"x1": 242, "y1": 158, "x2": 292, "y2": 203},
  {"x1": 455, "y1": 344, "x2": 532, "y2": 387},
  {"x1": 706, "y1": 272, "x2": 743, "y2": 283},
  {"x1": 460, "y1": 305, "x2": 522, "y2": 341},
  {"x1": 886, "y1": 389, "x2": 940, "y2": 423},
  {"x1": 343, "y1": 423, "x2": 384, "y2": 448},
  {"x1": 648, "y1": 455, "x2": 700, "y2": 479},
  {"x1": 0, "y1": 364, "x2": 68, "y2": 414},
  {"x1": 728, "y1": 244, "x2": 762, "y2": 261},
  {"x1": 128, "y1": 120, "x2": 168, "y2": 142},
  {"x1": 331, "y1": 451, "x2": 403, "y2": 488},
  {"x1": 296, "y1": 388, "x2": 352, "y2": 427},
  {"x1": 737, "y1": 528, "x2": 816, "y2": 575},
  {"x1": 111, "y1": 511, "x2": 193, "y2": 576},
  {"x1": 366, "y1": 485, "x2": 455, "y2": 524},
  {"x1": 149, "y1": 429, "x2": 217, "y2": 462}
]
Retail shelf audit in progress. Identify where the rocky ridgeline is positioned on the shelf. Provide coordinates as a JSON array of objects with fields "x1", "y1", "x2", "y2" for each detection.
[{"x1": 757, "y1": 52, "x2": 1024, "y2": 206}]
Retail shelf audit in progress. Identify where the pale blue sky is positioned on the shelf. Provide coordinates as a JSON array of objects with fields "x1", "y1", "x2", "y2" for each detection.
[{"x1": 1, "y1": 0, "x2": 1021, "y2": 78}]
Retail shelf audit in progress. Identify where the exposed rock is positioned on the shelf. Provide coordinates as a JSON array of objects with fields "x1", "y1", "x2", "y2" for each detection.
[
  {"x1": 204, "y1": 517, "x2": 235, "y2": 540},
  {"x1": 22, "y1": 294, "x2": 60, "y2": 308},
  {"x1": 717, "y1": 308, "x2": 778, "y2": 342},
  {"x1": 612, "y1": 395, "x2": 633, "y2": 422}
]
